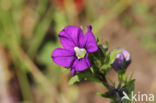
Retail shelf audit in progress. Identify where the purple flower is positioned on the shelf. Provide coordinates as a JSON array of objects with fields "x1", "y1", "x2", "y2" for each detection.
[
  {"x1": 52, "y1": 25, "x2": 98, "y2": 76},
  {"x1": 112, "y1": 49, "x2": 131, "y2": 71}
]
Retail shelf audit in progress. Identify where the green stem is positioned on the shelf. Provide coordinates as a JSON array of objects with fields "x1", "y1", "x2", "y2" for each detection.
[
  {"x1": 118, "y1": 72, "x2": 125, "y2": 83},
  {"x1": 97, "y1": 72, "x2": 110, "y2": 89},
  {"x1": 15, "y1": 65, "x2": 33, "y2": 102},
  {"x1": 27, "y1": 7, "x2": 53, "y2": 57}
]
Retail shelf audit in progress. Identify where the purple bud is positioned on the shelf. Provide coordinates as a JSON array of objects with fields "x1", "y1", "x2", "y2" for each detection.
[{"x1": 112, "y1": 49, "x2": 131, "y2": 71}]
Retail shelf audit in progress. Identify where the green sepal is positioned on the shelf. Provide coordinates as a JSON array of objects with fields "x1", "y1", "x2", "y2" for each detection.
[{"x1": 69, "y1": 69, "x2": 101, "y2": 85}]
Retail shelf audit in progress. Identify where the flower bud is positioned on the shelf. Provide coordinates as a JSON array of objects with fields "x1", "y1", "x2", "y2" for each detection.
[{"x1": 112, "y1": 49, "x2": 131, "y2": 71}]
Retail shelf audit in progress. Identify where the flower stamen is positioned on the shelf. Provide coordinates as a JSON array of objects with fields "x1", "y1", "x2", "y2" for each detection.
[{"x1": 74, "y1": 47, "x2": 86, "y2": 59}]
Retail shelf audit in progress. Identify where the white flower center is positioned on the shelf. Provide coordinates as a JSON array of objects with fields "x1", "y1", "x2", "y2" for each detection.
[{"x1": 74, "y1": 47, "x2": 86, "y2": 59}]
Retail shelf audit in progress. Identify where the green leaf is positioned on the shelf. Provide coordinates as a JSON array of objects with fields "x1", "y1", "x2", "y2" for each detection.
[
  {"x1": 38, "y1": 42, "x2": 57, "y2": 66},
  {"x1": 69, "y1": 75, "x2": 81, "y2": 85},
  {"x1": 100, "y1": 64, "x2": 111, "y2": 72},
  {"x1": 96, "y1": 38, "x2": 100, "y2": 45},
  {"x1": 129, "y1": 72, "x2": 134, "y2": 81},
  {"x1": 97, "y1": 92, "x2": 110, "y2": 98},
  {"x1": 124, "y1": 79, "x2": 135, "y2": 95},
  {"x1": 100, "y1": 49, "x2": 121, "y2": 74},
  {"x1": 69, "y1": 69, "x2": 100, "y2": 85},
  {"x1": 109, "y1": 49, "x2": 122, "y2": 64}
]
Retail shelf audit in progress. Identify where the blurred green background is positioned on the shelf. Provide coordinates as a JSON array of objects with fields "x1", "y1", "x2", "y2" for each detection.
[{"x1": 0, "y1": 0, "x2": 156, "y2": 103}]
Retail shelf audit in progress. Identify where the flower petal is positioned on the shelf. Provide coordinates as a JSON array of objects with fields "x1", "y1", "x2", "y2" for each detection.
[
  {"x1": 112, "y1": 53, "x2": 125, "y2": 71},
  {"x1": 52, "y1": 48, "x2": 76, "y2": 67},
  {"x1": 121, "y1": 49, "x2": 130, "y2": 61},
  {"x1": 72, "y1": 54, "x2": 90, "y2": 71},
  {"x1": 59, "y1": 26, "x2": 84, "y2": 50},
  {"x1": 70, "y1": 68, "x2": 76, "y2": 76},
  {"x1": 81, "y1": 26, "x2": 98, "y2": 53}
]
